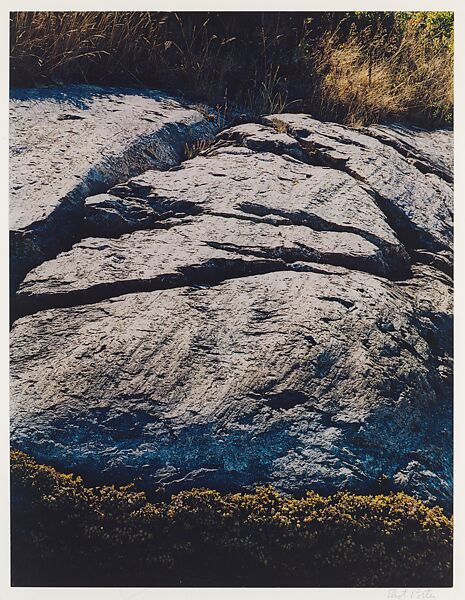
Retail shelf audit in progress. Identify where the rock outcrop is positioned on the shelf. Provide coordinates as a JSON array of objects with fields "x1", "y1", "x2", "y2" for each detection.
[
  {"x1": 9, "y1": 89, "x2": 453, "y2": 509},
  {"x1": 10, "y1": 85, "x2": 220, "y2": 291},
  {"x1": 264, "y1": 114, "x2": 453, "y2": 261}
]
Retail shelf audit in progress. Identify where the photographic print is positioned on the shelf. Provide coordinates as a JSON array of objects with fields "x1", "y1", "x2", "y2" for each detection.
[{"x1": 8, "y1": 9, "x2": 454, "y2": 588}]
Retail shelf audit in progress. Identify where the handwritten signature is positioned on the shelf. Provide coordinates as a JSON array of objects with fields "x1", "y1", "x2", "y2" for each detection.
[{"x1": 387, "y1": 590, "x2": 437, "y2": 600}]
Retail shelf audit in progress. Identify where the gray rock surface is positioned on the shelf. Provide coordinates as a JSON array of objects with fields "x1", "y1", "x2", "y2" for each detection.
[
  {"x1": 264, "y1": 114, "x2": 453, "y2": 259},
  {"x1": 16, "y1": 137, "x2": 413, "y2": 316},
  {"x1": 365, "y1": 123, "x2": 453, "y2": 183},
  {"x1": 9, "y1": 99, "x2": 453, "y2": 509},
  {"x1": 11, "y1": 266, "x2": 452, "y2": 506},
  {"x1": 10, "y1": 85, "x2": 219, "y2": 289},
  {"x1": 82, "y1": 193, "x2": 180, "y2": 238},
  {"x1": 15, "y1": 213, "x2": 406, "y2": 317},
  {"x1": 216, "y1": 122, "x2": 310, "y2": 163},
  {"x1": 87, "y1": 144, "x2": 410, "y2": 266}
]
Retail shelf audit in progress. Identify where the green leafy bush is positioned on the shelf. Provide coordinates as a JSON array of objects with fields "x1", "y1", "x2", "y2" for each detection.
[{"x1": 11, "y1": 450, "x2": 453, "y2": 587}]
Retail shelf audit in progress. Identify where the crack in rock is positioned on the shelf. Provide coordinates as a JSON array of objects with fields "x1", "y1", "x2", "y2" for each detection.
[
  {"x1": 363, "y1": 123, "x2": 453, "y2": 185},
  {"x1": 16, "y1": 213, "x2": 395, "y2": 318},
  {"x1": 263, "y1": 114, "x2": 453, "y2": 263},
  {"x1": 9, "y1": 91, "x2": 453, "y2": 509},
  {"x1": 10, "y1": 85, "x2": 222, "y2": 293}
]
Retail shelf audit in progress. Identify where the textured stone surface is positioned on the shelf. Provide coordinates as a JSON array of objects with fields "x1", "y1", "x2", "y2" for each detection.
[
  {"x1": 11, "y1": 266, "x2": 452, "y2": 506},
  {"x1": 264, "y1": 114, "x2": 453, "y2": 256},
  {"x1": 365, "y1": 123, "x2": 453, "y2": 183},
  {"x1": 9, "y1": 104, "x2": 453, "y2": 510},
  {"x1": 10, "y1": 85, "x2": 219, "y2": 289},
  {"x1": 82, "y1": 193, "x2": 181, "y2": 238},
  {"x1": 17, "y1": 135, "x2": 414, "y2": 316},
  {"x1": 90, "y1": 143, "x2": 410, "y2": 268},
  {"x1": 216, "y1": 122, "x2": 310, "y2": 163},
  {"x1": 16, "y1": 212, "x2": 406, "y2": 316}
]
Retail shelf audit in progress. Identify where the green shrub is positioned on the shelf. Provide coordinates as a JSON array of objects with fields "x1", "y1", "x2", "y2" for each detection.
[{"x1": 10, "y1": 450, "x2": 453, "y2": 587}]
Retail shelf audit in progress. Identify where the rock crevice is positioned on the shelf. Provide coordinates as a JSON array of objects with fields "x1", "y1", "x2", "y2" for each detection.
[
  {"x1": 10, "y1": 85, "x2": 221, "y2": 292},
  {"x1": 9, "y1": 87, "x2": 453, "y2": 510}
]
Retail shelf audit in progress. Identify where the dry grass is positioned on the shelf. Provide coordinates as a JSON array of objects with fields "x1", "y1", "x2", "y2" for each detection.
[
  {"x1": 10, "y1": 12, "x2": 453, "y2": 127},
  {"x1": 10, "y1": 12, "x2": 303, "y2": 114},
  {"x1": 313, "y1": 20, "x2": 453, "y2": 126},
  {"x1": 10, "y1": 12, "x2": 162, "y2": 85},
  {"x1": 315, "y1": 35, "x2": 407, "y2": 126},
  {"x1": 184, "y1": 138, "x2": 215, "y2": 160},
  {"x1": 271, "y1": 118, "x2": 290, "y2": 134}
]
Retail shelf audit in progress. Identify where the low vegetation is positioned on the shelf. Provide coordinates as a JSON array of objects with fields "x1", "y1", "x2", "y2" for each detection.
[
  {"x1": 11, "y1": 450, "x2": 453, "y2": 587},
  {"x1": 311, "y1": 12, "x2": 454, "y2": 126},
  {"x1": 10, "y1": 11, "x2": 453, "y2": 127}
]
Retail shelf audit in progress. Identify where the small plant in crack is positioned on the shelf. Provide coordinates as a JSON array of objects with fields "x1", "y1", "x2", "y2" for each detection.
[
  {"x1": 183, "y1": 138, "x2": 216, "y2": 160},
  {"x1": 194, "y1": 101, "x2": 230, "y2": 129},
  {"x1": 194, "y1": 103, "x2": 215, "y2": 121},
  {"x1": 270, "y1": 118, "x2": 290, "y2": 134}
]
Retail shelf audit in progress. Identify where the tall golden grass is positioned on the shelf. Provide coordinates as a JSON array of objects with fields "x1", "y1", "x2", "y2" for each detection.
[
  {"x1": 10, "y1": 11, "x2": 453, "y2": 127},
  {"x1": 10, "y1": 12, "x2": 175, "y2": 85},
  {"x1": 313, "y1": 21, "x2": 453, "y2": 126}
]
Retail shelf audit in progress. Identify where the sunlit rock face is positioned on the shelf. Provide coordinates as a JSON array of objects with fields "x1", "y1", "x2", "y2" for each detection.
[
  {"x1": 10, "y1": 85, "x2": 220, "y2": 290},
  {"x1": 10, "y1": 88, "x2": 453, "y2": 509}
]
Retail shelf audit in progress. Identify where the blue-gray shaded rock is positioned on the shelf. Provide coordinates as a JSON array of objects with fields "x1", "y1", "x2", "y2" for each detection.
[
  {"x1": 10, "y1": 265, "x2": 452, "y2": 507},
  {"x1": 9, "y1": 115, "x2": 453, "y2": 512}
]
